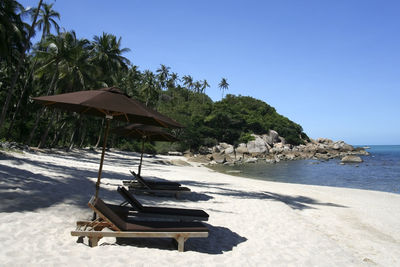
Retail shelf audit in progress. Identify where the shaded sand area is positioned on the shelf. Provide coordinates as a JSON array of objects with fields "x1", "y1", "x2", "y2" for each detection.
[{"x1": 0, "y1": 148, "x2": 399, "y2": 266}]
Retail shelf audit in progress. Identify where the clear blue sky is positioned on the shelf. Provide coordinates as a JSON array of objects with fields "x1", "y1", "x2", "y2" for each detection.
[{"x1": 20, "y1": 0, "x2": 400, "y2": 145}]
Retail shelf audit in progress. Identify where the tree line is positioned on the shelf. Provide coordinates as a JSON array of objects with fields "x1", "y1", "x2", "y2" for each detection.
[{"x1": 0, "y1": 0, "x2": 308, "y2": 153}]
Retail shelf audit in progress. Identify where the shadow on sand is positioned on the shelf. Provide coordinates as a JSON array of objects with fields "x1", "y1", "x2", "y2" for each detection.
[{"x1": 112, "y1": 224, "x2": 246, "y2": 254}]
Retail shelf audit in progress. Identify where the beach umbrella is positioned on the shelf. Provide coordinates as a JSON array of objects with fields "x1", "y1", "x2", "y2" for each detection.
[
  {"x1": 111, "y1": 123, "x2": 179, "y2": 176},
  {"x1": 32, "y1": 87, "x2": 183, "y2": 199}
]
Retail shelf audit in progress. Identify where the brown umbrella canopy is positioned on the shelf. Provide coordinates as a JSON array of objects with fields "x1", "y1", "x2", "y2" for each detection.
[
  {"x1": 112, "y1": 123, "x2": 179, "y2": 176},
  {"x1": 32, "y1": 87, "x2": 183, "y2": 199},
  {"x1": 32, "y1": 87, "x2": 183, "y2": 128}
]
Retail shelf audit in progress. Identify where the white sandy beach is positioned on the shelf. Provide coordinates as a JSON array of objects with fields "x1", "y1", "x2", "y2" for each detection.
[{"x1": 0, "y1": 148, "x2": 399, "y2": 266}]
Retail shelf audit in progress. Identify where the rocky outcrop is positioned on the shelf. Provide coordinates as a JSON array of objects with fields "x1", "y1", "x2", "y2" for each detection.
[
  {"x1": 187, "y1": 131, "x2": 369, "y2": 165},
  {"x1": 341, "y1": 155, "x2": 363, "y2": 163}
]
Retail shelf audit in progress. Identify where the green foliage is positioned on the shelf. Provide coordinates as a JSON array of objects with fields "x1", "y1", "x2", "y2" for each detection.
[
  {"x1": 238, "y1": 132, "x2": 255, "y2": 144},
  {"x1": 0, "y1": 1, "x2": 309, "y2": 151}
]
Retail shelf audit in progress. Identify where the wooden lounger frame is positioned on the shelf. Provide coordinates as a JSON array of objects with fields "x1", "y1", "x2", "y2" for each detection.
[{"x1": 71, "y1": 198, "x2": 208, "y2": 252}]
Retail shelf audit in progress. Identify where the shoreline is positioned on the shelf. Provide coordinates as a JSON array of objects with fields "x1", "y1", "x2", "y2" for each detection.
[{"x1": 1, "y1": 148, "x2": 399, "y2": 266}]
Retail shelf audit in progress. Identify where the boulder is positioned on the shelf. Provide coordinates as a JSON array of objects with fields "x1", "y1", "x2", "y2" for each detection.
[
  {"x1": 224, "y1": 145, "x2": 235, "y2": 155},
  {"x1": 198, "y1": 146, "x2": 212, "y2": 155},
  {"x1": 170, "y1": 159, "x2": 191, "y2": 166},
  {"x1": 247, "y1": 135, "x2": 268, "y2": 154},
  {"x1": 236, "y1": 143, "x2": 248, "y2": 154},
  {"x1": 244, "y1": 157, "x2": 257, "y2": 163},
  {"x1": 316, "y1": 138, "x2": 333, "y2": 144},
  {"x1": 187, "y1": 155, "x2": 210, "y2": 163},
  {"x1": 211, "y1": 153, "x2": 226, "y2": 164},
  {"x1": 168, "y1": 151, "x2": 183, "y2": 156},
  {"x1": 341, "y1": 155, "x2": 363, "y2": 163},
  {"x1": 262, "y1": 130, "x2": 281, "y2": 146},
  {"x1": 219, "y1": 142, "x2": 231, "y2": 149},
  {"x1": 265, "y1": 158, "x2": 276, "y2": 164}
]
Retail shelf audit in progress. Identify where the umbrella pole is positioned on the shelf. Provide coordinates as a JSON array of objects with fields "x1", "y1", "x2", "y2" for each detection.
[
  {"x1": 138, "y1": 138, "x2": 145, "y2": 176},
  {"x1": 94, "y1": 118, "x2": 111, "y2": 199}
]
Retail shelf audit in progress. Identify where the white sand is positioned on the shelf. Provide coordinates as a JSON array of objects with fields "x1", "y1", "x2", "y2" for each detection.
[{"x1": 0, "y1": 148, "x2": 399, "y2": 266}]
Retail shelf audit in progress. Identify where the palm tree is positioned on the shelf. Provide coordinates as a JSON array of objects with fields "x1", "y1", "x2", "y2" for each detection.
[
  {"x1": 167, "y1": 72, "x2": 179, "y2": 89},
  {"x1": 35, "y1": 2, "x2": 60, "y2": 40},
  {"x1": 219, "y1": 77, "x2": 229, "y2": 98},
  {"x1": 90, "y1": 32, "x2": 131, "y2": 86},
  {"x1": 182, "y1": 75, "x2": 193, "y2": 90},
  {"x1": 140, "y1": 70, "x2": 160, "y2": 107},
  {"x1": 156, "y1": 64, "x2": 170, "y2": 90},
  {"x1": 201, "y1": 79, "x2": 210, "y2": 94},
  {"x1": 193, "y1": 81, "x2": 202, "y2": 93},
  {"x1": 0, "y1": 0, "x2": 43, "y2": 131},
  {"x1": 0, "y1": 0, "x2": 25, "y2": 60},
  {"x1": 29, "y1": 31, "x2": 96, "y2": 146}
]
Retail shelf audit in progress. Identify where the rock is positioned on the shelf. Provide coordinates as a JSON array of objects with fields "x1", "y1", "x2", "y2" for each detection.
[
  {"x1": 315, "y1": 153, "x2": 330, "y2": 160},
  {"x1": 198, "y1": 146, "x2": 212, "y2": 155},
  {"x1": 341, "y1": 155, "x2": 363, "y2": 163},
  {"x1": 183, "y1": 150, "x2": 193, "y2": 158},
  {"x1": 244, "y1": 157, "x2": 257, "y2": 163},
  {"x1": 262, "y1": 130, "x2": 281, "y2": 146},
  {"x1": 316, "y1": 138, "x2": 333, "y2": 144},
  {"x1": 278, "y1": 136, "x2": 286, "y2": 145},
  {"x1": 211, "y1": 153, "x2": 226, "y2": 164},
  {"x1": 227, "y1": 170, "x2": 242, "y2": 173},
  {"x1": 187, "y1": 155, "x2": 210, "y2": 163},
  {"x1": 224, "y1": 145, "x2": 235, "y2": 155},
  {"x1": 170, "y1": 159, "x2": 191, "y2": 166},
  {"x1": 285, "y1": 153, "x2": 296, "y2": 160},
  {"x1": 212, "y1": 146, "x2": 221, "y2": 153},
  {"x1": 332, "y1": 143, "x2": 341, "y2": 150},
  {"x1": 265, "y1": 158, "x2": 276, "y2": 164},
  {"x1": 219, "y1": 142, "x2": 231, "y2": 149},
  {"x1": 168, "y1": 151, "x2": 183, "y2": 156},
  {"x1": 236, "y1": 143, "x2": 249, "y2": 154},
  {"x1": 247, "y1": 135, "x2": 268, "y2": 154}
]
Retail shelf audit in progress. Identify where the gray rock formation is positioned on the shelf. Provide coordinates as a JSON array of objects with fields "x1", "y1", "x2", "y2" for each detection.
[
  {"x1": 188, "y1": 132, "x2": 369, "y2": 165},
  {"x1": 341, "y1": 155, "x2": 363, "y2": 163}
]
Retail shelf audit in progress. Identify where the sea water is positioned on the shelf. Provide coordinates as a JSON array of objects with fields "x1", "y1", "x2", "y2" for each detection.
[{"x1": 210, "y1": 145, "x2": 400, "y2": 194}]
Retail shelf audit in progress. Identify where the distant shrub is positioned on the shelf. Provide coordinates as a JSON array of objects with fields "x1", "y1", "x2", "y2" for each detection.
[{"x1": 238, "y1": 132, "x2": 255, "y2": 144}]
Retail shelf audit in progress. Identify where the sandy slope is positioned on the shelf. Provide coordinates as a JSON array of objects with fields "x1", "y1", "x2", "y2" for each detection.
[{"x1": 0, "y1": 148, "x2": 399, "y2": 266}]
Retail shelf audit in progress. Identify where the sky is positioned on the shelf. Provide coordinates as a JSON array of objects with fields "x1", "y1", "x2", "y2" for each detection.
[{"x1": 20, "y1": 0, "x2": 400, "y2": 145}]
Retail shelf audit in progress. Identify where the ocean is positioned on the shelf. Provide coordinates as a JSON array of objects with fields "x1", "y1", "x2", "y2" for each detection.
[{"x1": 209, "y1": 145, "x2": 400, "y2": 194}]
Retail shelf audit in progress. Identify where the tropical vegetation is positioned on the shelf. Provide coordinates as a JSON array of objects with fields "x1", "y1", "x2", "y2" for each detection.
[{"x1": 0, "y1": 0, "x2": 308, "y2": 153}]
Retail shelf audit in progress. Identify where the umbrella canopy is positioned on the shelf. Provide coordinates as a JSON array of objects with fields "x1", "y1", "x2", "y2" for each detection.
[
  {"x1": 111, "y1": 123, "x2": 179, "y2": 175},
  {"x1": 32, "y1": 87, "x2": 183, "y2": 128},
  {"x1": 32, "y1": 87, "x2": 183, "y2": 199}
]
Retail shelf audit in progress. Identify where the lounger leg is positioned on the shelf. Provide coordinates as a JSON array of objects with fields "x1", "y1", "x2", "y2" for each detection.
[
  {"x1": 175, "y1": 235, "x2": 188, "y2": 252},
  {"x1": 89, "y1": 236, "x2": 100, "y2": 247}
]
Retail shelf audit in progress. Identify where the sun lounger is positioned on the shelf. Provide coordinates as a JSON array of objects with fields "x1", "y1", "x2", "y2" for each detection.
[
  {"x1": 122, "y1": 170, "x2": 181, "y2": 188},
  {"x1": 125, "y1": 171, "x2": 191, "y2": 198},
  {"x1": 71, "y1": 197, "x2": 209, "y2": 252},
  {"x1": 115, "y1": 186, "x2": 208, "y2": 221}
]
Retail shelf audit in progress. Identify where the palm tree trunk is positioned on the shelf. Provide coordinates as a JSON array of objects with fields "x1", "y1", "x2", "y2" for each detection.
[
  {"x1": 50, "y1": 120, "x2": 66, "y2": 147},
  {"x1": 27, "y1": 107, "x2": 47, "y2": 146},
  {"x1": 7, "y1": 60, "x2": 37, "y2": 137},
  {"x1": 26, "y1": 70, "x2": 58, "y2": 145},
  {"x1": 0, "y1": 0, "x2": 43, "y2": 130},
  {"x1": 79, "y1": 124, "x2": 87, "y2": 148},
  {"x1": 68, "y1": 115, "x2": 82, "y2": 151},
  {"x1": 67, "y1": 128, "x2": 76, "y2": 151},
  {"x1": 38, "y1": 111, "x2": 57, "y2": 148}
]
